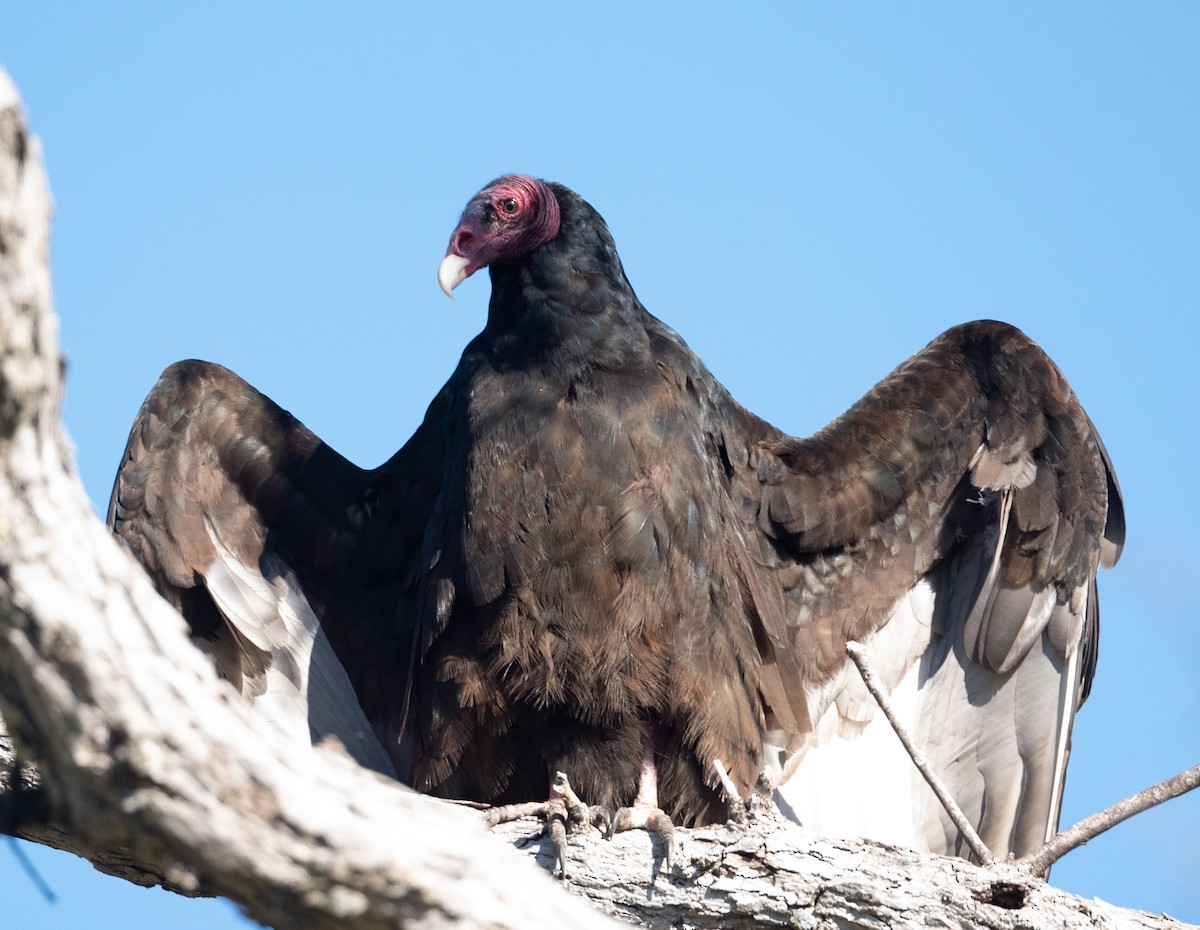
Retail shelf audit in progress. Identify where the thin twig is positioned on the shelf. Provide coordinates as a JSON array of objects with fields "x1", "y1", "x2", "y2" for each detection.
[
  {"x1": 712, "y1": 758, "x2": 749, "y2": 822},
  {"x1": 1017, "y1": 762, "x2": 1200, "y2": 876},
  {"x1": 844, "y1": 641, "x2": 995, "y2": 866},
  {"x1": 711, "y1": 758, "x2": 742, "y2": 804},
  {"x1": 6, "y1": 836, "x2": 57, "y2": 903}
]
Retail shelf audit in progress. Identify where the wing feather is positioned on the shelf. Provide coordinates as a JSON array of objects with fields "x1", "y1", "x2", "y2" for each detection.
[
  {"x1": 744, "y1": 321, "x2": 1122, "y2": 864},
  {"x1": 108, "y1": 359, "x2": 433, "y2": 777}
]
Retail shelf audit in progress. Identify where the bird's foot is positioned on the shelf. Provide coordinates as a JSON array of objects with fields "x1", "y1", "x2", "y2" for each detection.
[
  {"x1": 595, "y1": 724, "x2": 676, "y2": 873},
  {"x1": 485, "y1": 772, "x2": 592, "y2": 879},
  {"x1": 604, "y1": 802, "x2": 675, "y2": 871}
]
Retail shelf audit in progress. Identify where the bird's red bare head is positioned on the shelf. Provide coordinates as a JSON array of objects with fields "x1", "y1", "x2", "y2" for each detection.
[{"x1": 438, "y1": 175, "x2": 562, "y2": 297}]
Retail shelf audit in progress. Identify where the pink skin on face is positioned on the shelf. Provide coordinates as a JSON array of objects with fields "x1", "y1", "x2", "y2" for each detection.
[{"x1": 438, "y1": 175, "x2": 561, "y2": 297}]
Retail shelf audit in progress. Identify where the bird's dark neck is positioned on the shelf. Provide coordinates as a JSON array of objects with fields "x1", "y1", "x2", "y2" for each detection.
[{"x1": 478, "y1": 188, "x2": 652, "y2": 377}]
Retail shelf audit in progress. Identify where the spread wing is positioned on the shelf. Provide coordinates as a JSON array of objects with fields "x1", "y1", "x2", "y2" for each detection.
[
  {"x1": 107, "y1": 359, "x2": 442, "y2": 776},
  {"x1": 717, "y1": 320, "x2": 1123, "y2": 862}
]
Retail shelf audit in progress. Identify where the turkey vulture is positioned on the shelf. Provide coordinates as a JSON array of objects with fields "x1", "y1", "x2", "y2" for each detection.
[{"x1": 109, "y1": 174, "x2": 1123, "y2": 865}]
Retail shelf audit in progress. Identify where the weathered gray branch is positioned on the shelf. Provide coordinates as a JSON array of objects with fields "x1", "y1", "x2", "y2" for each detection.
[
  {"x1": 1018, "y1": 763, "x2": 1200, "y2": 878},
  {"x1": 0, "y1": 68, "x2": 1195, "y2": 930},
  {"x1": 486, "y1": 811, "x2": 1194, "y2": 930}
]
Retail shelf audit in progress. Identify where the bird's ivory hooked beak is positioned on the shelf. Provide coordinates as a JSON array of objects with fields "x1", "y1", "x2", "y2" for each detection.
[{"x1": 438, "y1": 253, "x2": 472, "y2": 298}]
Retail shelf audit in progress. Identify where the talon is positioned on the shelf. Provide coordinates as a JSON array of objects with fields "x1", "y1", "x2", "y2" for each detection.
[
  {"x1": 603, "y1": 804, "x2": 621, "y2": 841},
  {"x1": 547, "y1": 797, "x2": 569, "y2": 879},
  {"x1": 648, "y1": 809, "x2": 675, "y2": 871}
]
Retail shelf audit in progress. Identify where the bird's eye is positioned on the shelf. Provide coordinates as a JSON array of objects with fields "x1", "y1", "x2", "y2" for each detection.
[{"x1": 502, "y1": 198, "x2": 519, "y2": 215}]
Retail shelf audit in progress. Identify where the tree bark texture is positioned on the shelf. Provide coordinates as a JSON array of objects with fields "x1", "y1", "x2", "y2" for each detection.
[{"x1": 0, "y1": 68, "x2": 1193, "y2": 930}]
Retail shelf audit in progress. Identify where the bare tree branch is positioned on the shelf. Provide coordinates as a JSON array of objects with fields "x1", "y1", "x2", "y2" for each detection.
[{"x1": 1019, "y1": 763, "x2": 1200, "y2": 878}]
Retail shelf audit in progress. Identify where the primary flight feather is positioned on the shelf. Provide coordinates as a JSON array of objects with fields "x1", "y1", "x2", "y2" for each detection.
[{"x1": 109, "y1": 174, "x2": 1123, "y2": 861}]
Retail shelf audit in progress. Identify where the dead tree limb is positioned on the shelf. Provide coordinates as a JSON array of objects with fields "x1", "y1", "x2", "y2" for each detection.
[{"x1": 1018, "y1": 763, "x2": 1200, "y2": 878}]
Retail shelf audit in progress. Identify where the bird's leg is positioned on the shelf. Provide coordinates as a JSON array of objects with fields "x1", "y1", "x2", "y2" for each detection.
[{"x1": 605, "y1": 723, "x2": 675, "y2": 870}]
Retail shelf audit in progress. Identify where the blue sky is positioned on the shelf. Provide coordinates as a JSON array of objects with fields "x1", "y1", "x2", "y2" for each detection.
[{"x1": 2, "y1": 3, "x2": 1197, "y2": 927}]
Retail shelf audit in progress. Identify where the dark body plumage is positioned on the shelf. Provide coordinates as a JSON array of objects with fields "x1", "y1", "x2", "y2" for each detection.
[{"x1": 110, "y1": 177, "x2": 1123, "y2": 856}]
